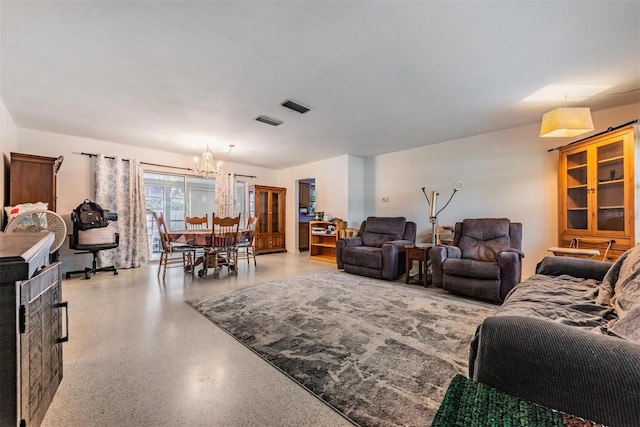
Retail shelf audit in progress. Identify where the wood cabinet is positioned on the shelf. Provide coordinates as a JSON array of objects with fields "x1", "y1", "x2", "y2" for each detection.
[
  {"x1": 10, "y1": 152, "x2": 64, "y2": 212},
  {"x1": 309, "y1": 220, "x2": 338, "y2": 262},
  {"x1": 299, "y1": 182, "x2": 311, "y2": 208},
  {"x1": 558, "y1": 125, "x2": 639, "y2": 261},
  {"x1": 299, "y1": 222, "x2": 310, "y2": 251},
  {"x1": 249, "y1": 185, "x2": 286, "y2": 254},
  {"x1": 0, "y1": 232, "x2": 66, "y2": 427}
]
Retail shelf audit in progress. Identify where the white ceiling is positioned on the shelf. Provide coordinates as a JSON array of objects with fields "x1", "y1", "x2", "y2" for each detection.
[{"x1": 2, "y1": 1, "x2": 639, "y2": 170}]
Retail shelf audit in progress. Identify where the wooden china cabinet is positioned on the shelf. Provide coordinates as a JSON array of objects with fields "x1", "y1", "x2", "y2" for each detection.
[
  {"x1": 248, "y1": 185, "x2": 286, "y2": 254},
  {"x1": 558, "y1": 125, "x2": 639, "y2": 261}
]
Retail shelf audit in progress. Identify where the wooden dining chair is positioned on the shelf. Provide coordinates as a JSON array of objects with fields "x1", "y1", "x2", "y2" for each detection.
[
  {"x1": 153, "y1": 212, "x2": 196, "y2": 280},
  {"x1": 185, "y1": 214, "x2": 209, "y2": 229},
  {"x1": 200, "y1": 214, "x2": 241, "y2": 278},
  {"x1": 237, "y1": 216, "x2": 257, "y2": 266}
]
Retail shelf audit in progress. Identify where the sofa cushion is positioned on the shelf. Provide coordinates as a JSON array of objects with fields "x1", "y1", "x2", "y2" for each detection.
[
  {"x1": 496, "y1": 273, "x2": 615, "y2": 332},
  {"x1": 611, "y1": 244, "x2": 640, "y2": 314},
  {"x1": 443, "y1": 258, "x2": 501, "y2": 280},
  {"x1": 601, "y1": 244, "x2": 640, "y2": 342},
  {"x1": 360, "y1": 216, "x2": 406, "y2": 247},
  {"x1": 361, "y1": 232, "x2": 402, "y2": 248},
  {"x1": 341, "y1": 246, "x2": 383, "y2": 269},
  {"x1": 458, "y1": 218, "x2": 510, "y2": 262}
]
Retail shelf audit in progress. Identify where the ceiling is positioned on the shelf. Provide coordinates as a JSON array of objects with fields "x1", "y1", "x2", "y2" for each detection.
[{"x1": 2, "y1": 1, "x2": 639, "y2": 170}]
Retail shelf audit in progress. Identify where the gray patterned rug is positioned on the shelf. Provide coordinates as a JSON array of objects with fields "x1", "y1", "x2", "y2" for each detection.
[{"x1": 187, "y1": 271, "x2": 497, "y2": 427}]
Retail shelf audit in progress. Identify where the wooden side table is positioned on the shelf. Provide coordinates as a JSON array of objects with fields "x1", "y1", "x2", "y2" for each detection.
[{"x1": 405, "y1": 244, "x2": 432, "y2": 287}]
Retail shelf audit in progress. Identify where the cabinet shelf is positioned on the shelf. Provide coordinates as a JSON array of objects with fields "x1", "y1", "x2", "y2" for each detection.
[
  {"x1": 567, "y1": 207, "x2": 588, "y2": 211},
  {"x1": 598, "y1": 179, "x2": 624, "y2": 185},
  {"x1": 567, "y1": 164, "x2": 587, "y2": 171},
  {"x1": 309, "y1": 221, "x2": 337, "y2": 262},
  {"x1": 568, "y1": 184, "x2": 587, "y2": 190},
  {"x1": 598, "y1": 155, "x2": 624, "y2": 164}
]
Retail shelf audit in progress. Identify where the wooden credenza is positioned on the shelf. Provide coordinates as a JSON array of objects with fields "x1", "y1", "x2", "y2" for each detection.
[
  {"x1": 248, "y1": 185, "x2": 286, "y2": 254},
  {"x1": 0, "y1": 232, "x2": 67, "y2": 427},
  {"x1": 558, "y1": 125, "x2": 639, "y2": 261}
]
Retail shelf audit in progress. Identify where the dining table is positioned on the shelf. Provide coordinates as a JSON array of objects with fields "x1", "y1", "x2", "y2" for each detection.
[
  {"x1": 167, "y1": 228, "x2": 251, "y2": 247},
  {"x1": 167, "y1": 228, "x2": 252, "y2": 276}
]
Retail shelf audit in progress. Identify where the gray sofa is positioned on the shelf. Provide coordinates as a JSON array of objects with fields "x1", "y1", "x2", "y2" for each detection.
[
  {"x1": 335, "y1": 216, "x2": 416, "y2": 280},
  {"x1": 470, "y1": 245, "x2": 640, "y2": 427}
]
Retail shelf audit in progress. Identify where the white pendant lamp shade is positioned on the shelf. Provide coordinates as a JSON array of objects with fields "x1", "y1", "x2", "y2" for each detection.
[{"x1": 539, "y1": 107, "x2": 594, "y2": 137}]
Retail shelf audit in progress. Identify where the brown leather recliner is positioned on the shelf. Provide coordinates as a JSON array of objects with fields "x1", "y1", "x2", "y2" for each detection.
[{"x1": 430, "y1": 218, "x2": 524, "y2": 302}]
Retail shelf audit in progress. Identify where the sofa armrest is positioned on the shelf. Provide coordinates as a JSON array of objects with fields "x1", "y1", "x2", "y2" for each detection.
[
  {"x1": 335, "y1": 237, "x2": 363, "y2": 269},
  {"x1": 430, "y1": 245, "x2": 462, "y2": 288},
  {"x1": 535, "y1": 256, "x2": 612, "y2": 281},
  {"x1": 470, "y1": 316, "x2": 640, "y2": 427}
]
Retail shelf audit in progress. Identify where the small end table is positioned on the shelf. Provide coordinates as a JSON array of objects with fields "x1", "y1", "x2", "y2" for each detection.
[{"x1": 405, "y1": 244, "x2": 432, "y2": 287}]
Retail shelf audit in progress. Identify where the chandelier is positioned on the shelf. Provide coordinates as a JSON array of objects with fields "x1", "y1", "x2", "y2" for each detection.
[{"x1": 193, "y1": 145, "x2": 223, "y2": 177}]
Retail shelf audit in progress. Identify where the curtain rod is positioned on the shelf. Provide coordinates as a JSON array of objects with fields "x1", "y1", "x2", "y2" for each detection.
[
  {"x1": 547, "y1": 119, "x2": 639, "y2": 152},
  {"x1": 76, "y1": 152, "x2": 257, "y2": 179}
]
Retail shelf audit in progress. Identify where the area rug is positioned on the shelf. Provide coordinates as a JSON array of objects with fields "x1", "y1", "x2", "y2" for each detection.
[{"x1": 187, "y1": 271, "x2": 497, "y2": 427}]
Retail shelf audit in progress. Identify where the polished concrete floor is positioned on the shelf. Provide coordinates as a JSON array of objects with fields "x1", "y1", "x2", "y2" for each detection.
[{"x1": 42, "y1": 253, "x2": 363, "y2": 427}]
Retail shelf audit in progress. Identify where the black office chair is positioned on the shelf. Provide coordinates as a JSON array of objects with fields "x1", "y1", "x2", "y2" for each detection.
[{"x1": 65, "y1": 211, "x2": 120, "y2": 280}]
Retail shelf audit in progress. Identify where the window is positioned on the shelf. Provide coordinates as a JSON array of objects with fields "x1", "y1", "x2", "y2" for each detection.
[{"x1": 143, "y1": 172, "x2": 246, "y2": 254}]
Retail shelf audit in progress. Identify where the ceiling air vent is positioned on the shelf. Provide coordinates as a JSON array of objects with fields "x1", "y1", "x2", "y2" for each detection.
[
  {"x1": 281, "y1": 99, "x2": 311, "y2": 114},
  {"x1": 255, "y1": 115, "x2": 284, "y2": 126}
]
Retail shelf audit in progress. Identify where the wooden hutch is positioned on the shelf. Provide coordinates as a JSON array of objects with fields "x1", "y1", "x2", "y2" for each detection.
[
  {"x1": 557, "y1": 124, "x2": 639, "y2": 261},
  {"x1": 248, "y1": 185, "x2": 286, "y2": 254}
]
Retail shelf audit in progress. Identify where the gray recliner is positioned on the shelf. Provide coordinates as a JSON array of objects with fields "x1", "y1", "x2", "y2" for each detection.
[
  {"x1": 430, "y1": 218, "x2": 524, "y2": 302},
  {"x1": 336, "y1": 216, "x2": 416, "y2": 280}
]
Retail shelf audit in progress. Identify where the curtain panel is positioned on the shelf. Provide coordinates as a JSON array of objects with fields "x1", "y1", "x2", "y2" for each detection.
[
  {"x1": 96, "y1": 154, "x2": 149, "y2": 269},
  {"x1": 214, "y1": 172, "x2": 237, "y2": 218}
]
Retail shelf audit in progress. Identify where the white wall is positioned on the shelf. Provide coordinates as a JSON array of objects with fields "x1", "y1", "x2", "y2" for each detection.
[
  {"x1": 0, "y1": 100, "x2": 18, "y2": 229},
  {"x1": 366, "y1": 103, "x2": 640, "y2": 277},
  {"x1": 278, "y1": 154, "x2": 357, "y2": 252},
  {"x1": 17, "y1": 128, "x2": 280, "y2": 215}
]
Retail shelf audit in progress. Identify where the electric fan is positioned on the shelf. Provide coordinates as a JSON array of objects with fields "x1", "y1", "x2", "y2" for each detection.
[{"x1": 4, "y1": 209, "x2": 67, "y2": 253}]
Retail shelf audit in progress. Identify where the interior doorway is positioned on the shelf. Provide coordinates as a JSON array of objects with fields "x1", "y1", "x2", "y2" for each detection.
[{"x1": 297, "y1": 178, "x2": 315, "y2": 252}]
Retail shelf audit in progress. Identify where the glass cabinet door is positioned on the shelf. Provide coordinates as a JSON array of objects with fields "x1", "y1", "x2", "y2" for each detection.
[
  {"x1": 258, "y1": 190, "x2": 269, "y2": 234},
  {"x1": 565, "y1": 149, "x2": 589, "y2": 230},
  {"x1": 271, "y1": 191, "x2": 280, "y2": 233},
  {"x1": 595, "y1": 139, "x2": 626, "y2": 233}
]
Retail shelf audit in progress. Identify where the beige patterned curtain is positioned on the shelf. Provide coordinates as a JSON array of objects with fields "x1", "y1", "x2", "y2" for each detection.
[
  {"x1": 214, "y1": 172, "x2": 237, "y2": 218},
  {"x1": 95, "y1": 154, "x2": 149, "y2": 268}
]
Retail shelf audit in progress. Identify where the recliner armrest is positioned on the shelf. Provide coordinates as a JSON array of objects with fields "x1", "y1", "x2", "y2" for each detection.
[
  {"x1": 499, "y1": 248, "x2": 524, "y2": 258},
  {"x1": 430, "y1": 245, "x2": 462, "y2": 288},
  {"x1": 380, "y1": 240, "x2": 414, "y2": 280},
  {"x1": 336, "y1": 236, "x2": 363, "y2": 248},
  {"x1": 335, "y1": 236, "x2": 363, "y2": 269}
]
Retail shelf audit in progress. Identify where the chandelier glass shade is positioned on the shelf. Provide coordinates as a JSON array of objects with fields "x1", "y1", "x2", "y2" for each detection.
[
  {"x1": 539, "y1": 107, "x2": 594, "y2": 137},
  {"x1": 193, "y1": 145, "x2": 222, "y2": 177}
]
